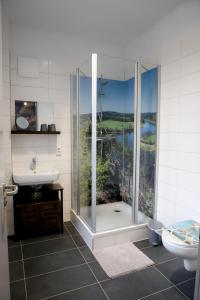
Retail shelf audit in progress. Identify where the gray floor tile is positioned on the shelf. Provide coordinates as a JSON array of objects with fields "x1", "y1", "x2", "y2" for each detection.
[
  {"x1": 48, "y1": 283, "x2": 107, "y2": 300},
  {"x1": 134, "y1": 239, "x2": 151, "y2": 249},
  {"x1": 64, "y1": 222, "x2": 80, "y2": 236},
  {"x1": 26, "y1": 264, "x2": 97, "y2": 300},
  {"x1": 21, "y1": 227, "x2": 69, "y2": 245},
  {"x1": 24, "y1": 248, "x2": 85, "y2": 277},
  {"x1": 8, "y1": 246, "x2": 22, "y2": 262},
  {"x1": 10, "y1": 280, "x2": 26, "y2": 300},
  {"x1": 101, "y1": 266, "x2": 172, "y2": 300},
  {"x1": 177, "y1": 278, "x2": 195, "y2": 300},
  {"x1": 72, "y1": 235, "x2": 86, "y2": 247},
  {"x1": 79, "y1": 246, "x2": 96, "y2": 262},
  {"x1": 156, "y1": 259, "x2": 196, "y2": 285},
  {"x1": 89, "y1": 261, "x2": 109, "y2": 281},
  {"x1": 22, "y1": 237, "x2": 76, "y2": 259},
  {"x1": 142, "y1": 245, "x2": 176, "y2": 264},
  {"x1": 144, "y1": 287, "x2": 188, "y2": 299},
  {"x1": 9, "y1": 261, "x2": 24, "y2": 282}
]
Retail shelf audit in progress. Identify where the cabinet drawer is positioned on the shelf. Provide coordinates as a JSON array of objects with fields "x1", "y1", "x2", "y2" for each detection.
[
  {"x1": 15, "y1": 204, "x2": 38, "y2": 221},
  {"x1": 14, "y1": 200, "x2": 62, "y2": 238},
  {"x1": 13, "y1": 184, "x2": 63, "y2": 238},
  {"x1": 39, "y1": 201, "x2": 61, "y2": 213}
]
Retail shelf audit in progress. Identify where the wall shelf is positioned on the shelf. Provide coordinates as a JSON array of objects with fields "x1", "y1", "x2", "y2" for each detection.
[{"x1": 11, "y1": 130, "x2": 60, "y2": 135}]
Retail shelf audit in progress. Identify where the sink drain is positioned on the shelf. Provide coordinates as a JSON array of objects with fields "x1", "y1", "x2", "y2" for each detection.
[{"x1": 114, "y1": 209, "x2": 121, "y2": 212}]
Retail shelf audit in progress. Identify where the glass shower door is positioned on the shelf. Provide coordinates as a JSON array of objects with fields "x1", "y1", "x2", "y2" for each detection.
[
  {"x1": 79, "y1": 59, "x2": 93, "y2": 230},
  {"x1": 138, "y1": 64, "x2": 158, "y2": 223},
  {"x1": 95, "y1": 55, "x2": 135, "y2": 232},
  {"x1": 71, "y1": 72, "x2": 78, "y2": 213}
]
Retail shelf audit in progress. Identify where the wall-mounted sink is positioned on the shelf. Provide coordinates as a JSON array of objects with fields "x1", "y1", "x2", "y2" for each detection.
[{"x1": 13, "y1": 169, "x2": 59, "y2": 185}]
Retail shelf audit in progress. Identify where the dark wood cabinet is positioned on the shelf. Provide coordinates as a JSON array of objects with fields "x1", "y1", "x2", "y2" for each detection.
[{"x1": 13, "y1": 183, "x2": 63, "y2": 239}]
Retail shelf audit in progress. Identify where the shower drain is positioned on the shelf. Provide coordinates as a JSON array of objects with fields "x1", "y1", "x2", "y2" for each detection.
[{"x1": 114, "y1": 209, "x2": 121, "y2": 212}]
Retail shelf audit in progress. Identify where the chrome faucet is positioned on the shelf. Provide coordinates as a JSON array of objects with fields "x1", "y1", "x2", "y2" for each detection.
[{"x1": 30, "y1": 157, "x2": 36, "y2": 171}]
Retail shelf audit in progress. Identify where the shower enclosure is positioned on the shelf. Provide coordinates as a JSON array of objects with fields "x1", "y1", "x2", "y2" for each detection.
[{"x1": 71, "y1": 54, "x2": 159, "y2": 241}]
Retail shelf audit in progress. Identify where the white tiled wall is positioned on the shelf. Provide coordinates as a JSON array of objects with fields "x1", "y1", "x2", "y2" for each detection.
[
  {"x1": 1, "y1": 14, "x2": 13, "y2": 234},
  {"x1": 158, "y1": 50, "x2": 200, "y2": 226},
  {"x1": 125, "y1": 1, "x2": 200, "y2": 227},
  {"x1": 10, "y1": 56, "x2": 71, "y2": 234}
]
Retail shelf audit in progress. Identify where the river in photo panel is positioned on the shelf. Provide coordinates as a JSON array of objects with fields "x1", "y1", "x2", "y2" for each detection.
[{"x1": 96, "y1": 77, "x2": 134, "y2": 207}]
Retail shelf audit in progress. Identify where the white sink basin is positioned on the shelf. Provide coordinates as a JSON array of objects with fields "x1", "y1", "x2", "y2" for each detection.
[{"x1": 13, "y1": 169, "x2": 60, "y2": 185}]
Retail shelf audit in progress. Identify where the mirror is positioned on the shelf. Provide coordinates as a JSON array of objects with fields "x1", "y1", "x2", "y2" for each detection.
[
  {"x1": 15, "y1": 100, "x2": 37, "y2": 130},
  {"x1": 12, "y1": 100, "x2": 54, "y2": 131}
]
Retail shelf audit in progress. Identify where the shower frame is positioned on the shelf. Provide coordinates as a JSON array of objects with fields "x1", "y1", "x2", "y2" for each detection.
[{"x1": 71, "y1": 54, "x2": 160, "y2": 238}]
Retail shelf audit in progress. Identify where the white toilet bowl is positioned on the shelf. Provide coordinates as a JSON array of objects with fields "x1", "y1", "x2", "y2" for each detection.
[{"x1": 162, "y1": 229, "x2": 198, "y2": 271}]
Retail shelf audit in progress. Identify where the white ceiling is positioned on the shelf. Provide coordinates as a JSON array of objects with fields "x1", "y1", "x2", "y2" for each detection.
[{"x1": 4, "y1": 0, "x2": 186, "y2": 46}]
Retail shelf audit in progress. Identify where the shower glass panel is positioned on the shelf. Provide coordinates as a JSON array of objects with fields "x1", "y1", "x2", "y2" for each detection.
[
  {"x1": 139, "y1": 64, "x2": 158, "y2": 223},
  {"x1": 79, "y1": 59, "x2": 93, "y2": 229},
  {"x1": 71, "y1": 71, "x2": 77, "y2": 212},
  {"x1": 96, "y1": 55, "x2": 135, "y2": 232}
]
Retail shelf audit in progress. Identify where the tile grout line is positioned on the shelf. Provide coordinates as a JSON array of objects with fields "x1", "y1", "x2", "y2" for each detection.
[
  {"x1": 9, "y1": 258, "x2": 23, "y2": 264},
  {"x1": 39, "y1": 276, "x2": 110, "y2": 299},
  {"x1": 166, "y1": 284, "x2": 190, "y2": 300},
  {"x1": 10, "y1": 278, "x2": 25, "y2": 284},
  {"x1": 64, "y1": 223, "x2": 110, "y2": 300},
  {"x1": 175, "y1": 276, "x2": 196, "y2": 299},
  {"x1": 20, "y1": 233, "x2": 73, "y2": 246},
  {"x1": 137, "y1": 285, "x2": 187, "y2": 300},
  {"x1": 11, "y1": 84, "x2": 70, "y2": 93},
  {"x1": 135, "y1": 244, "x2": 179, "y2": 266},
  {"x1": 137, "y1": 274, "x2": 195, "y2": 299},
  {"x1": 23, "y1": 261, "x2": 96, "y2": 281},
  {"x1": 138, "y1": 245, "x2": 152, "y2": 250},
  {"x1": 21, "y1": 246, "x2": 78, "y2": 261},
  {"x1": 176, "y1": 276, "x2": 196, "y2": 287},
  {"x1": 154, "y1": 256, "x2": 178, "y2": 266},
  {"x1": 26, "y1": 262, "x2": 83, "y2": 279},
  {"x1": 8, "y1": 244, "x2": 21, "y2": 249},
  {"x1": 11, "y1": 243, "x2": 179, "y2": 265},
  {"x1": 20, "y1": 240, "x2": 28, "y2": 300},
  {"x1": 40, "y1": 282, "x2": 100, "y2": 300},
  {"x1": 153, "y1": 265, "x2": 191, "y2": 300},
  {"x1": 8, "y1": 227, "x2": 74, "y2": 249}
]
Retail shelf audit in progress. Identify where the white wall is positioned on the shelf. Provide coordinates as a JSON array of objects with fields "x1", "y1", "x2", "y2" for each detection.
[
  {"x1": 1, "y1": 6, "x2": 13, "y2": 234},
  {"x1": 125, "y1": 0, "x2": 200, "y2": 226},
  {"x1": 10, "y1": 56, "x2": 71, "y2": 229},
  {"x1": 0, "y1": 0, "x2": 3, "y2": 179},
  {"x1": 4, "y1": 23, "x2": 123, "y2": 235},
  {"x1": 10, "y1": 26, "x2": 124, "y2": 71}
]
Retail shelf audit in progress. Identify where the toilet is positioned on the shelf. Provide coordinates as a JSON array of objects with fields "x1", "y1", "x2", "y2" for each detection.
[{"x1": 162, "y1": 229, "x2": 199, "y2": 271}]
